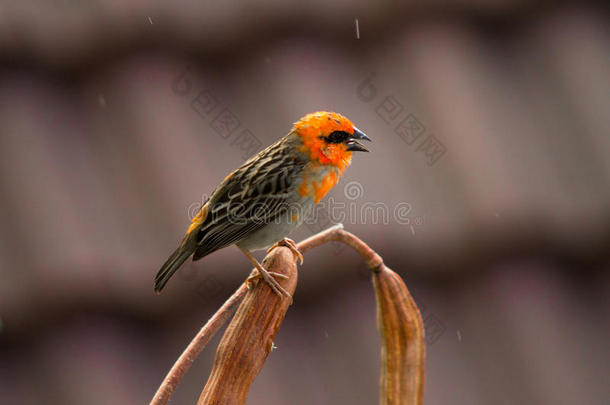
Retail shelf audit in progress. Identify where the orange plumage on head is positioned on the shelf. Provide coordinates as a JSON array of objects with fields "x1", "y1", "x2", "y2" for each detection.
[{"x1": 294, "y1": 111, "x2": 355, "y2": 170}]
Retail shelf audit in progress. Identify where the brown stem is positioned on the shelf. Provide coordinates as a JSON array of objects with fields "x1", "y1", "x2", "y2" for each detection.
[
  {"x1": 374, "y1": 265, "x2": 425, "y2": 404},
  {"x1": 297, "y1": 223, "x2": 384, "y2": 271},
  {"x1": 151, "y1": 223, "x2": 425, "y2": 405},
  {"x1": 198, "y1": 247, "x2": 298, "y2": 404}
]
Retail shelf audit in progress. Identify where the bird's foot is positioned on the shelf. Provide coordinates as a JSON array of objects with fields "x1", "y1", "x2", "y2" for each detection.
[
  {"x1": 267, "y1": 238, "x2": 304, "y2": 265},
  {"x1": 239, "y1": 245, "x2": 293, "y2": 301},
  {"x1": 246, "y1": 268, "x2": 292, "y2": 300}
]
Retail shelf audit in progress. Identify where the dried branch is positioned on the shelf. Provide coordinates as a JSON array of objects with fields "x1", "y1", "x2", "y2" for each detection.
[
  {"x1": 297, "y1": 223, "x2": 382, "y2": 270},
  {"x1": 151, "y1": 223, "x2": 425, "y2": 405},
  {"x1": 197, "y1": 247, "x2": 298, "y2": 404},
  {"x1": 374, "y1": 266, "x2": 425, "y2": 404}
]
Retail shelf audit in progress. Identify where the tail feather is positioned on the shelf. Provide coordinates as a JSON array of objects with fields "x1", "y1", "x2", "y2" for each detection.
[
  {"x1": 154, "y1": 242, "x2": 196, "y2": 294},
  {"x1": 155, "y1": 205, "x2": 209, "y2": 294}
]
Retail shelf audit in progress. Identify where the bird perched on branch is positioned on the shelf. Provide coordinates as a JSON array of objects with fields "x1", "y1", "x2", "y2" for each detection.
[{"x1": 154, "y1": 111, "x2": 371, "y2": 298}]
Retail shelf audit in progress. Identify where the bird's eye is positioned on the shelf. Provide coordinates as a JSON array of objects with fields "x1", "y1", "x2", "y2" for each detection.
[{"x1": 323, "y1": 130, "x2": 350, "y2": 144}]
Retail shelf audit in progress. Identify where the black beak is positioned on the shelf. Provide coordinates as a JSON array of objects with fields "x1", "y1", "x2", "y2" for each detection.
[{"x1": 346, "y1": 127, "x2": 371, "y2": 152}]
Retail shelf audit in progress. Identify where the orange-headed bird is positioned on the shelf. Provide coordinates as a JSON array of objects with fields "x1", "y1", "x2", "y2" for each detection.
[{"x1": 154, "y1": 111, "x2": 370, "y2": 298}]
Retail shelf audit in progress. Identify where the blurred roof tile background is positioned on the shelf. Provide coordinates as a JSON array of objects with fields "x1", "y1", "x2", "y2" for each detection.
[{"x1": 0, "y1": 1, "x2": 609, "y2": 404}]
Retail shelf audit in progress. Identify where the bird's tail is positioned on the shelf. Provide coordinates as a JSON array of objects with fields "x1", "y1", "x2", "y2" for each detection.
[{"x1": 154, "y1": 235, "x2": 197, "y2": 294}]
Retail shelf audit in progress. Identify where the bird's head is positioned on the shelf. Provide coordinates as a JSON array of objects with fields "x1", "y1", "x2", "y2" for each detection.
[{"x1": 293, "y1": 111, "x2": 371, "y2": 170}]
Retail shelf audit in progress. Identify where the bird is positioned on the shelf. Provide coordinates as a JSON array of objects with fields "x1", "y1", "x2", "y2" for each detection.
[{"x1": 154, "y1": 111, "x2": 371, "y2": 298}]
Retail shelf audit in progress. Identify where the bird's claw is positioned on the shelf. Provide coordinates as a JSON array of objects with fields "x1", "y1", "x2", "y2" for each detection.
[
  {"x1": 246, "y1": 268, "x2": 292, "y2": 302},
  {"x1": 267, "y1": 238, "x2": 304, "y2": 265},
  {"x1": 246, "y1": 271, "x2": 289, "y2": 283}
]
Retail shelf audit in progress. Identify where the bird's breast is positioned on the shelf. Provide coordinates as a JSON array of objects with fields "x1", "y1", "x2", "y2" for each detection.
[{"x1": 297, "y1": 164, "x2": 344, "y2": 204}]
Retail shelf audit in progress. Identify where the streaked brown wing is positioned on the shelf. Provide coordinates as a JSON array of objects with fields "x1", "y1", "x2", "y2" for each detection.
[{"x1": 192, "y1": 144, "x2": 307, "y2": 260}]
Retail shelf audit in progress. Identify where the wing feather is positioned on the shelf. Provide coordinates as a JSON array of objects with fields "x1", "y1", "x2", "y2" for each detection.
[{"x1": 192, "y1": 144, "x2": 306, "y2": 260}]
